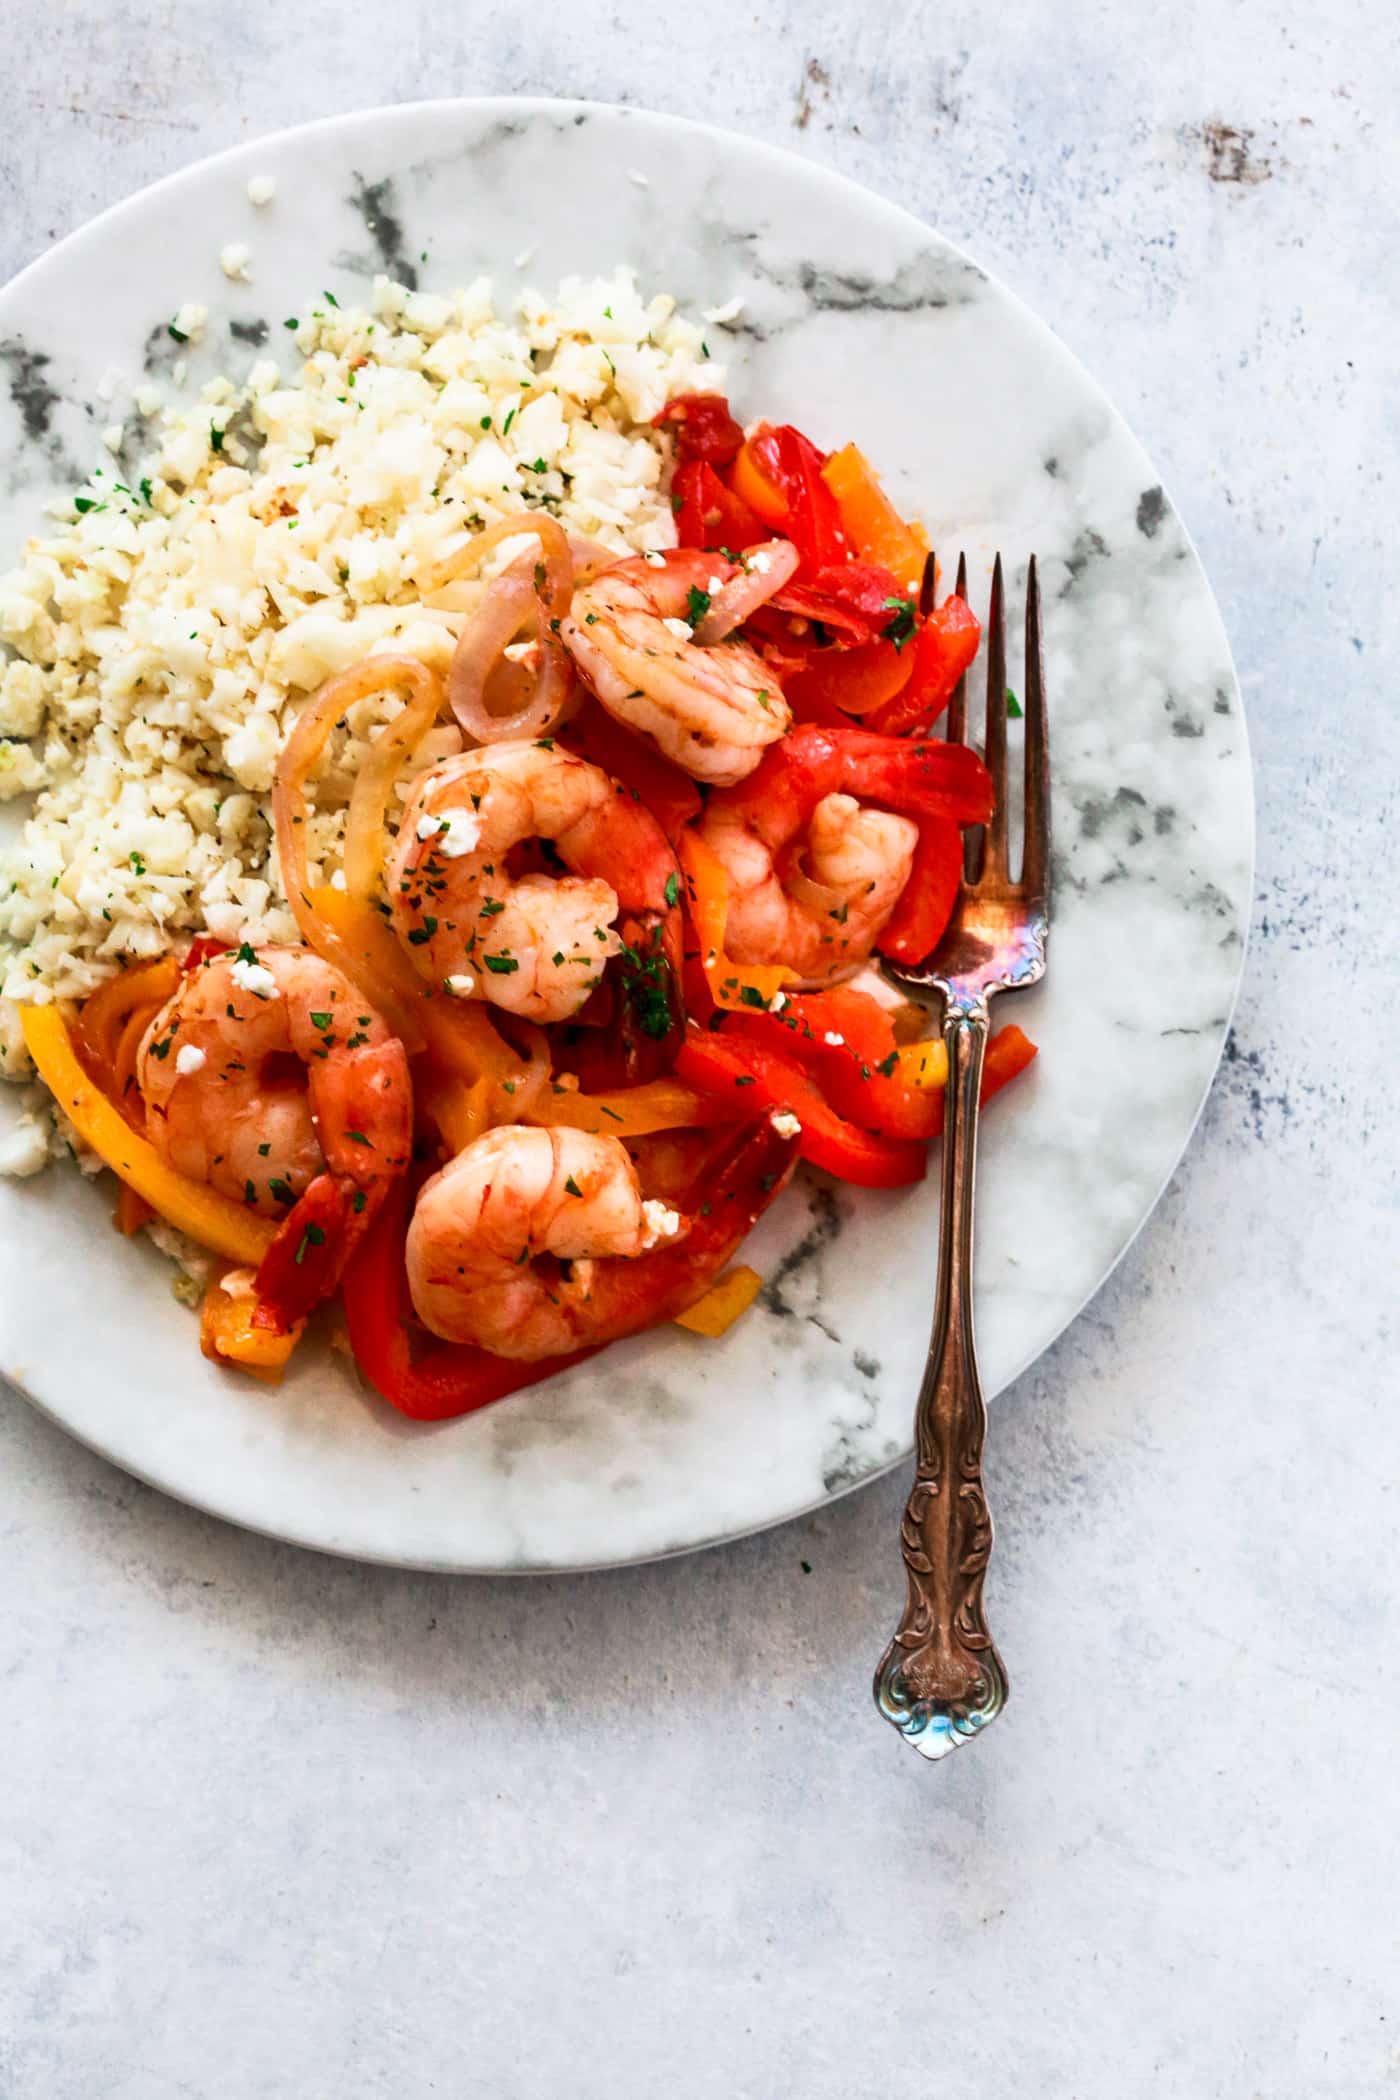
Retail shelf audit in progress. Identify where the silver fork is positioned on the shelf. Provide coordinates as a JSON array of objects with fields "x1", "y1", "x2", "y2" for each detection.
[{"x1": 872, "y1": 552, "x2": 1050, "y2": 1760}]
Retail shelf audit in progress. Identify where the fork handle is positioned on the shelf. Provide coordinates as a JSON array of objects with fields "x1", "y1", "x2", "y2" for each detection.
[{"x1": 873, "y1": 1002, "x2": 1009, "y2": 1759}]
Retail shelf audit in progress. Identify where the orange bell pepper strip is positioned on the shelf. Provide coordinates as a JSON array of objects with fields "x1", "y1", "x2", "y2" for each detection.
[
  {"x1": 530, "y1": 1075, "x2": 740, "y2": 1138},
  {"x1": 820, "y1": 443, "x2": 929, "y2": 593},
  {"x1": 19, "y1": 1004, "x2": 276, "y2": 1265},
  {"x1": 200, "y1": 1275, "x2": 306, "y2": 1382},
  {"x1": 673, "y1": 1264, "x2": 763, "y2": 1337},
  {"x1": 678, "y1": 831, "x2": 791, "y2": 1015},
  {"x1": 783, "y1": 636, "x2": 915, "y2": 723}
]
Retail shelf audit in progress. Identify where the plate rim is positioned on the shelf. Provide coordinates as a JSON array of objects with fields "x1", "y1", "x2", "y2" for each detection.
[{"x1": 0, "y1": 92, "x2": 1255, "y2": 1573}]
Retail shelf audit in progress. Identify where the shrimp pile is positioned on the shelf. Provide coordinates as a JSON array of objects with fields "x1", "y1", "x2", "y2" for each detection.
[{"x1": 28, "y1": 401, "x2": 1032, "y2": 1421}]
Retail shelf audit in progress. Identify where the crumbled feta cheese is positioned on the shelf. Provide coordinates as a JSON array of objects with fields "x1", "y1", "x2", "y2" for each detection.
[
  {"x1": 643, "y1": 549, "x2": 666, "y2": 567},
  {"x1": 445, "y1": 973, "x2": 476, "y2": 997},
  {"x1": 219, "y1": 242, "x2": 252, "y2": 282},
  {"x1": 229, "y1": 957, "x2": 279, "y2": 999},
  {"x1": 246, "y1": 175, "x2": 277, "y2": 207},
  {"x1": 770, "y1": 990, "x2": 787, "y2": 1011},
  {"x1": 748, "y1": 549, "x2": 771, "y2": 574},
  {"x1": 134, "y1": 383, "x2": 163, "y2": 418},
  {"x1": 434, "y1": 808, "x2": 483, "y2": 859},
  {"x1": 174, "y1": 1044, "x2": 207, "y2": 1076},
  {"x1": 416, "y1": 812, "x2": 445, "y2": 841},
  {"x1": 823, "y1": 1032, "x2": 845, "y2": 1047},
  {"x1": 706, "y1": 575, "x2": 723, "y2": 594},
  {"x1": 641, "y1": 1198, "x2": 682, "y2": 1244},
  {"x1": 101, "y1": 424, "x2": 124, "y2": 455},
  {"x1": 662, "y1": 616, "x2": 693, "y2": 642},
  {"x1": 771, "y1": 1110, "x2": 802, "y2": 1139},
  {"x1": 330, "y1": 870, "x2": 348, "y2": 892},
  {"x1": 702, "y1": 297, "x2": 745, "y2": 326},
  {"x1": 171, "y1": 302, "x2": 207, "y2": 342},
  {"x1": 220, "y1": 1267, "x2": 257, "y2": 1298}
]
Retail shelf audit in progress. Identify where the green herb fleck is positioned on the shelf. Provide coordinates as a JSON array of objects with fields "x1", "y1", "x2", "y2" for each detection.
[
  {"x1": 484, "y1": 954, "x2": 519, "y2": 975},
  {"x1": 663, "y1": 871, "x2": 680, "y2": 908},
  {"x1": 879, "y1": 596, "x2": 918, "y2": 651},
  {"x1": 685, "y1": 584, "x2": 712, "y2": 628},
  {"x1": 1005, "y1": 687, "x2": 1023, "y2": 719},
  {"x1": 564, "y1": 1176, "x2": 583, "y2": 1198}
]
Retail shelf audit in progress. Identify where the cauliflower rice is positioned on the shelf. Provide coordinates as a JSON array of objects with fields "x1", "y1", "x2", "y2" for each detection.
[{"x1": 0, "y1": 267, "x2": 720, "y2": 1086}]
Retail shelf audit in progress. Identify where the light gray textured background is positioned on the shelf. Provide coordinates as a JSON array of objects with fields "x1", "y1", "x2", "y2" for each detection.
[{"x1": 3, "y1": 5, "x2": 1397, "y2": 2095}]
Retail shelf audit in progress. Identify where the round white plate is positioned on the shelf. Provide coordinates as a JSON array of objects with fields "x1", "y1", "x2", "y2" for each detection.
[{"x1": 0, "y1": 99, "x2": 1252, "y2": 1570}]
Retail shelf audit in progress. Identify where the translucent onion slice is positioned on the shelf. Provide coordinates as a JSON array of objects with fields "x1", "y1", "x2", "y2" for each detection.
[{"x1": 691, "y1": 538, "x2": 799, "y2": 646}]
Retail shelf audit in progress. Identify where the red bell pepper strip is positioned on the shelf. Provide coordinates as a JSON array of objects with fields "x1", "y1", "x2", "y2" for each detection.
[
  {"x1": 770, "y1": 560, "x2": 909, "y2": 645},
  {"x1": 653, "y1": 392, "x2": 745, "y2": 464},
  {"x1": 868, "y1": 594, "x2": 981, "y2": 736},
  {"x1": 253, "y1": 1171, "x2": 354, "y2": 1329},
  {"x1": 182, "y1": 934, "x2": 232, "y2": 973},
  {"x1": 671, "y1": 460, "x2": 769, "y2": 551},
  {"x1": 878, "y1": 815, "x2": 964, "y2": 966},
  {"x1": 675, "y1": 1028, "x2": 927, "y2": 1189},
  {"x1": 726, "y1": 992, "x2": 1039, "y2": 1142},
  {"x1": 783, "y1": 638, "x2": 915, "y2": 723},
  {"x1": 344, "y1": 1119, "x2": 800, "y2": 1419},
  {"x1": 732, "y1": 986, "x2": 940, "y2": 1141},
  {"x1": 732, "y1": 424, "x2": 848, "y2": 571},
  {"x1": 561, "y1": 699, "x2": 702, "y2": 844}
]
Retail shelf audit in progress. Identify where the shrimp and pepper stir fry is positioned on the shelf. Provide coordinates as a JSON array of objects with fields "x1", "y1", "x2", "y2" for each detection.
[{"x1": 32, "y1": 391, "x2": 1036, "y2": 1419}]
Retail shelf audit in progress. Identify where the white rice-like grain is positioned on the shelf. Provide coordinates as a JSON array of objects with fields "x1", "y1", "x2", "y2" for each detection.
[{"x1": 0, "y1": 269, "x2": 718, "y2": 1049}]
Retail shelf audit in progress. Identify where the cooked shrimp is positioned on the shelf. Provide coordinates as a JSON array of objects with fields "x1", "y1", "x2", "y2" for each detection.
[
  {"x1": 562, "y1": 548, "x2": 793, "y2": 786},
  {"x1": 388, "y1": 740, "x2": 682, "y2": 1043},
  {"x1": 406, "y1": 1117, "x2": 800, "y2": 1360},
  {"x1": 139, "y1": 944, "x2": 408, "y2": 1214},
  {"x1": 698, "y1": 724, "x2": 994, "y2": 986}
]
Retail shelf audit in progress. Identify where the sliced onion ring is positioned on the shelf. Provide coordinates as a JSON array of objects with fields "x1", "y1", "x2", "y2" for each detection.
[
  {"x1": 432, "y1": 512, "x2": 577, "y2": 744},
  {"x1": 691, "y1": 538, "x2": 799, "y2": 646}
]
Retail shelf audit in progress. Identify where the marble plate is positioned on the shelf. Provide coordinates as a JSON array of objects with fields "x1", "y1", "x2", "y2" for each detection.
[{"x1": 0, "y1": 99, "x2": 1252, "y2": 1571}]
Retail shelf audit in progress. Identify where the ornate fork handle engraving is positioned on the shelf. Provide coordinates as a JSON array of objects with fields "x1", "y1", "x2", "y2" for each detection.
[{"x1": 873, "y1": 1002, "x2": 1009, "y2": 1758}]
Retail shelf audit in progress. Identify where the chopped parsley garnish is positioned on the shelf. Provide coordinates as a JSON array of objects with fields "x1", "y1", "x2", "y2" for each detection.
[
  {"x1": 209, "y1": 424, "x2": 225, "y2": 453},
  {"x1": 322, "y1": 288, "x2": 339, "y2": 307},
  {"x1": 128, "y1": 851, "x2": 146, "y2": 874},
  {"x1": 345, "y1": 1130, "x2": 373, "y2": 1147},
  {"x1": 406, "y1": 927, "x2": 432, "y2": 946},
  {"x1": 352, "y1": 1190, "x2": 367, "y2": 1214},
  {"x1": 139, "y1": 478, "x2": 154, "y2": 504},
  {"x1": 167, "y1": 319, "x2": 189, "y2": 343},
  {"x1": 309, "y1": 1011, "x2": 333, "y2": 1030},
  {"x1": 479, "y1": 898, "x2": 505, "y2": 917},
  {"x1": 484, "y1": 954, "x2": 519, "y2": 975},
  {"x1": 268, "y1": 1179, "x2": 295, "y2": 1206},
  {"x1": 879, "y1": 596, "x2": 918, "y2": 651},
  {"x1": 564, "y1": 1176, "x2": 583, "y2": 1198},
  {"x1": 244, "y1": 1180, "x2": 257, "y2": 1204},
  {"x1": 732, "y1": 1074, "x2": 756, "y2": 1086},
  {"x1": 258, "y1": 1142, "x2": 271, "y2": 1157},
  {"x1": 293, "y1": 1222, "x2": 327, "y2": 1265},
  {"x1": 1005, "y1": 687, "x2": 1023, "y2": 719},
  {"x1": 150, "y1": 1036, "x2": 172, "y2": 1060},
  {"x1": 739, "y1": 985, "x2": 769, "y2": 1009},
  {"x1": 74, "y1": 496, "x2": 102, "y2": 515},
  {"x1": 501, "y1": 407, "x2": 516, "y2": 436},
  {"x1": 663, "y1": 871, "x2": 680, "y2": 908},
  {"x1": 685, "y1": 584, "x2": 712, "y2": 628},
  {"x1": 876, "y1": 1050, "x2": 900, "y2": 1077},
  {"x1": 235, "y1": 941, "x2": 258, "y2": 965}
]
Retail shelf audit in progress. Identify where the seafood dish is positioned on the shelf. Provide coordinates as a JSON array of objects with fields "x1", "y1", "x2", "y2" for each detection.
[{"x1": 0, "y1": 269, "x2": 1035, "y2": 1418}]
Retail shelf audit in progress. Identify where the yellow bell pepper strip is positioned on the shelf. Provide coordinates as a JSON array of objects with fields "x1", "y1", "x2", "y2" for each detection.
[
  {"x1": 19, "y1": 1004, "x2": 276, "y2": 1266},
  {"x1": 678, "y1": 831, "x2": 792, "y2": 1015},
  {"x1": 893, "y1": 1039, "x2": 949, "y2": 1092},
  {"x1": 74, "y1": 954, "x2": 180, "y2": 1081},
  {"x1": 200, "y1": 1273, "x2": 305, "y2": 1382},
  {"x1": 820, "y1": 443, "x2": 930, "y2": 593},
  {"x1": 530, "y1": 1075, "x2": 740, "y2": 1138},
  {"x1": 673, "y1": 1264, "x2": 763, "y2": 1337}
]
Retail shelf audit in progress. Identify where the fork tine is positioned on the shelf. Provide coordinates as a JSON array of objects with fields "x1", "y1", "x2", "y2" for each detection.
[
  {"x1": 944, "y1": 551, "x2": 969, "y2": 747},
  {"x1": 918, "y1": 549, "x2": 936, "y2": 619},
  {"x1": 980, "y1": 554, "x2": 1009, "y2": 881},
  {"x1": 1020, "y1": 554, "x2": 1050, "y2": 898}
]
